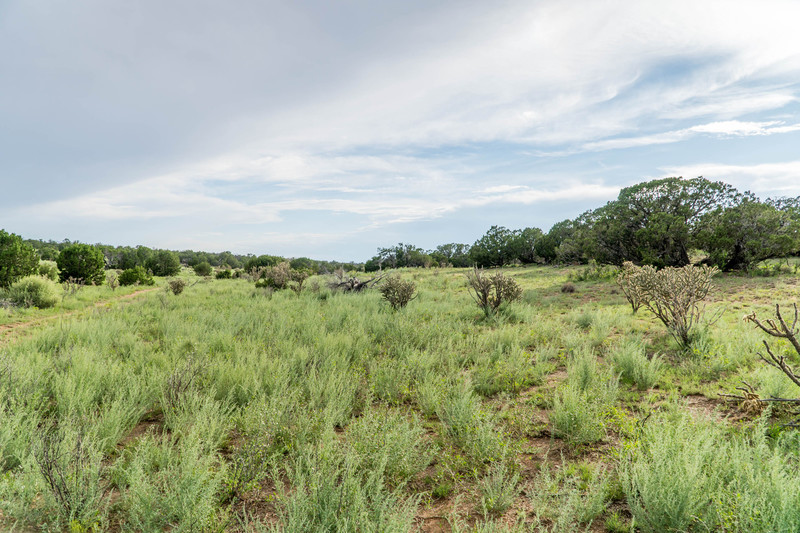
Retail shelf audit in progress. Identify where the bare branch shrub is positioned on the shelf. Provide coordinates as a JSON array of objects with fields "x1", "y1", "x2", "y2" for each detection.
[
  {"x1": 466, "y1": 268, "x2": 522, "y2": 316},
  {"x1": 734, "y1": 304, "x2": 800, "y2": 425},
  {"x1": 35, "y1": 425, "x2": 103, "y2": 526},
  {"x1": 162, "y1": 358, "x2": 202, "y2": 416},
  {"x1": 62, "y1": 276, "x2": 85, "y2": 300},
  {"x1": 624, "y1": 263, "x2": 718, "y2": 347},
  {"x1": 379, "y1": 276, "x2": 417, "y2": 310}
]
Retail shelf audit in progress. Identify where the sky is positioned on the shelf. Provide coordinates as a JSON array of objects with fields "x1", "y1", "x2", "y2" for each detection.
[{"x1": 2, "y1": 0, "x2": 800, "y2": 261}]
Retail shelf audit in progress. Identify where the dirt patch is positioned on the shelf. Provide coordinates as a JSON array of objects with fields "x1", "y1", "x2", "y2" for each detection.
[{"x1": 684, "y1": 393, "x2": 727, "y2": 419}]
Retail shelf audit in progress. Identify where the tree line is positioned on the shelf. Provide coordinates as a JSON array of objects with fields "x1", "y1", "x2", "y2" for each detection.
[
  {"x1": 365, "y1": 177, "x2": 800, "y2": 272},
  {"x1": 0, "y1": 235, "x2": 362, "y2": 288}
]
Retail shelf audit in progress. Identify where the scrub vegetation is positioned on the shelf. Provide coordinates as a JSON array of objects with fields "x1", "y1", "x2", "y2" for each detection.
[{"x1": 1, "y1": 261, "x2": 800, "y2": 532}]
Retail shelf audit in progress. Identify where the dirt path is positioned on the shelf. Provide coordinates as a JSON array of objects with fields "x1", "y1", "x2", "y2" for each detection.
[{"x1": 0, "y1": 288, "x2": 158, "y2": 345}]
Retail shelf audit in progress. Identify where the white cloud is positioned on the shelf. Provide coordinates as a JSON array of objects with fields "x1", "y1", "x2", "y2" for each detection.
[
  {"x1": 580, "y1": 120, "x2": 800, "y2": 152},
  {"x1": 659, "y1": 161, "x2": 800, "y2": 197},
  {"x1": 4, "y1": 0, "x2": 800, "y2": 255}
]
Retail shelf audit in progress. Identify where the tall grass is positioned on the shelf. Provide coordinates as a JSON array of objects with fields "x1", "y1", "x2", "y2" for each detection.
[
  {"x1": 621, "y1": 409, "x2": 800, "y2": 532},
  {"x1": 610, "y1": 338, "x2": 663, "y2": 390}
]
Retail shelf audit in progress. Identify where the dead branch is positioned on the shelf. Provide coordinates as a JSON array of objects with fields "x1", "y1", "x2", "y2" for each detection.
[
  {"x1": 746, "y1": 303, "x2": 800, "y2": 355},
  {"x1": 330, "y1": 273, "x2": 387, "y2": 292}
]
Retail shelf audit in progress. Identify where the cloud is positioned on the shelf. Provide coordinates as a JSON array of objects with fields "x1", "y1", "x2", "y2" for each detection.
[
  {"x1": 3, "y1": 0, "x2": 800, "y2": 256},
  {"x1": 659, "y1": 161, "x2": 800, "y2": 197},
  {"x1": 580, "y1": 120, "x2": 800, "y2": 152}
]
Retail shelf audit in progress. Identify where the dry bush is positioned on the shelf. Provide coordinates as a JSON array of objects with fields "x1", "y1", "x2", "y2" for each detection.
[
  {"x1": 289, "y1": 269, "x2": 310, "y2": 293},
  {"x1": 466, "y1": 267, "x2": 523, "y2": 316},
  {"x1": 62, "y1": 277, "x2": 85, "y2": 298},
  {"x1": 623, "y1": 263, "x2": 718, "y2": 347},
  {"x1": 254, "y1": 262, "x2": 292, "y2": 289},
  {"x1": 166, "y1": 278, "x2": 187, "y2": 295},
  {"x1": 379, "y1": 275, "x2": 417, "y2": 310}
]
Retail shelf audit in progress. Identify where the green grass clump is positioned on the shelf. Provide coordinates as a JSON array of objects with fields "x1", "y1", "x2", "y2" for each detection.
[
  {"x1": 550, "y1": 351, "x2": 618, "y2": 445},
  {"x1": 621, "y1": 409, "x2": 800, "y2": 532},
  {"x1": 115, "y1": 432, "x2": 227, "y2": 532},
  {"x1": 438, "y1": 380, "x2": 509, "y2": 463},
  {"x1": 347, "y1": 408, "x2": 431, "y2": 485},
  {"x1": 610, "y1": 339, "x2": 663, "y2": 390},
  {"x1": 270, "y1": 438, "x2": 418, "y2": 533},
  {"x1": 479, "y1": 462, "x2": 520, "y2": 517}
]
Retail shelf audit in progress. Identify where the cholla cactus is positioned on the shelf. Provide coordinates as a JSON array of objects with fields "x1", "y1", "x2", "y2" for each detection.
[
  {"x1": 617, "y1": 261, "x2": 645, "y2": 313},
  {"x1": 379, "y1": 275, "x2": 417, "y2": 310},
  {"x1": 621, "y1": 263, "x2": 718, "y2": 347},
  {"x1": 466, "y1": 268, "x2": 523, "y2": 316}
]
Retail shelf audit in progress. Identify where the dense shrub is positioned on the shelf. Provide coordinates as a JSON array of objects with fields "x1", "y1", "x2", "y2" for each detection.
[
  {"x1": 118, "y1": 266, "x2": 155, "y2": 286},
  {"x1": 253, "y1": 262, "x2": 309, "y2": 292},
  {"x1": 193, "y1": 261, "x2": 212, "y2": 277},
  {"x1": 215, "y1": 269, "x2": 232, "y2": 279},
  {"x1": 7, "y1": 275, "x2": 60, "y2": 308},
  {"x1": 37, "y1": 261, "x2": 59, "y2": 281},
  {"x1": 56, "y1": 244, "x2": 105, "y2": 284},
  {"x1": 0, "y1": 229, "x2": 39, "y2": 288},
  {"x1": 379, "y1": 276, "x2": 417, "y2": 310},
  {"x1": 567, "y1": 260, "x2": 619, "y2": 282}
]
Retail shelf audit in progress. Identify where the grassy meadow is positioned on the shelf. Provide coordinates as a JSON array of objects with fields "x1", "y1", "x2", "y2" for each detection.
[{"x1": 1, "y1": 265, "x2": 800, "y2": 532}]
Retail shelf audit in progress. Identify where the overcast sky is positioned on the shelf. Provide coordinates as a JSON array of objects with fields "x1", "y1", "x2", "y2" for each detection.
[{"x1": 2, "y1": 1, "x2": 800, "y2": 260}]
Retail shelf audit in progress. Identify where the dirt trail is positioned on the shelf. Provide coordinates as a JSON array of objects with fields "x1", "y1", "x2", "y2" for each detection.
[{"x1": 0, "y1": 288, "x2": 158, "y2": 344}]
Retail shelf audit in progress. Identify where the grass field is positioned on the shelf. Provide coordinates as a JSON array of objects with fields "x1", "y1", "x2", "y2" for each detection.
[{"x1": 2, "y1": 265, "x2": 800, "y2": 532}]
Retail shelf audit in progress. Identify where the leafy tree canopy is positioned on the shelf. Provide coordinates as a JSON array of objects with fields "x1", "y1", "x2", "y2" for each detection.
[
  {"x1": 0, "y1": 229, "x2": 40, "y2": 288},
  {"x1": 56, "y1": 243, "x2": 105, "y2": 284}
]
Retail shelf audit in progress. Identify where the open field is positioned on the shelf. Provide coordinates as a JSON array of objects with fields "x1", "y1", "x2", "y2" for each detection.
[{"x1": 2, "y1": 266, "x2": 800, "y2": 532}]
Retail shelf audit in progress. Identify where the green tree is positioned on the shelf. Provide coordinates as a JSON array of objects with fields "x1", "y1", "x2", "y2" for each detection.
[
  {"x1": 56, "y1": 244, "x2": 106, "y2": 284},
  {"x1": 469, "y1": 226, "x2": 517, "y2": 267},
  {"x1": 432, "y1": 243, "x2": 471, "y2": 267},
  {"x1": 588, "y1": 177, "x2": 740, "y2": 267},
  {"x1": 697, "y1": 198, "x2": 800, "y2": 271},
  {"x1": 509, "y1": 227, "x2": 543, "y2": 264},
  {"x1": 0, "y1": 229, "x2": 40, "y2": 288},
  {"x1": 290, "y1": 257, "x2": 317, "y2": 272},
  {"x1": 146, "y1": 250, "x2": 181, "y2": 276},
  {"x1": 243, "y1": 254, "x2": 283, "y2": 272},
  {"x1": 193, "y1": 261, "x2": 213, "y2": 276}
]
